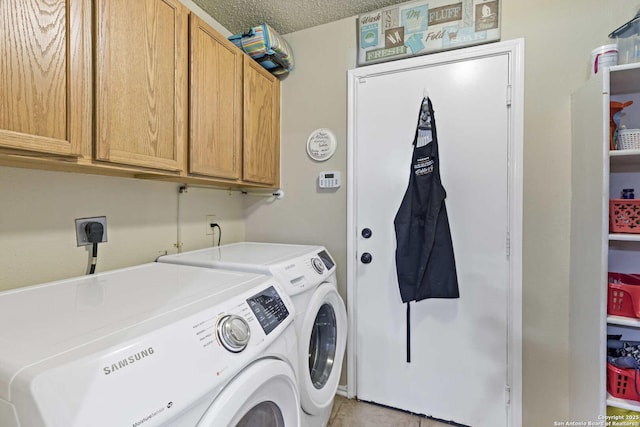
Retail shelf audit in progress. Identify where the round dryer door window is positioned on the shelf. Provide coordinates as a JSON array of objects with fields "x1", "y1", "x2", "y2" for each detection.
[
  {"x1": 236, "y1": 401, "x2": 284, "y2": 426},
  {"x1": 299, "y1": 282, "x2": 347, "y2": 417},
  {"x1": 309, "y1": 303, "x2": 337, "y2": 389}
]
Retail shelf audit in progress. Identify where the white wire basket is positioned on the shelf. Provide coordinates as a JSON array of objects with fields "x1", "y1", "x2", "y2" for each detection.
[{"x1": 618, "y1": 128, "x2": 640, "y2": 150}]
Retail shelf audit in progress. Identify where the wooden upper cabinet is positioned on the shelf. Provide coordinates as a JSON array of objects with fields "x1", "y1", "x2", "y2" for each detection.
[
  {"x1": 95, "y1": 0, "x2": 187, "y2": 171},
  {"x1": 0, "y1": 0, "x2": 91, "y2": 157},
  {"x1": 242, "y1": 56, "x2": 281, "y2": 186},
  {"x1": 189, "y1": 15, "x2": 242, "y2": 180}
]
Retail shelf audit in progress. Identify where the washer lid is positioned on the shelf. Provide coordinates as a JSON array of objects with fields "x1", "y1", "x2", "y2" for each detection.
[{"x1": 0, "y1": 263, "x2": 277, "y2": 401}]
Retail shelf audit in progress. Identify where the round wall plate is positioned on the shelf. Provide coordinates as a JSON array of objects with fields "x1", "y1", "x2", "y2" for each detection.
[{"x1": 307, "y1": 128, "x2": 337, "y2": 162}]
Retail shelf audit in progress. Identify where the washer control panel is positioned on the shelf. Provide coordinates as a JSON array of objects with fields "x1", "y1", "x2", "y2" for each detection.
[
  {"x1": 216, "y1": 314, "x2": 251, "y2": 353},
  {"x1": 246, "y1": 285, "x2": 290, "y2": 335},
  {"x1": 317, "y1": 250, "x2": 335, "y2": 270},
  {"x1": 311, "y1": 257, "x2": 326, "y2": 274},
  {"x1": 269, "y1": 247, "x2": 336, "y2": 296}
]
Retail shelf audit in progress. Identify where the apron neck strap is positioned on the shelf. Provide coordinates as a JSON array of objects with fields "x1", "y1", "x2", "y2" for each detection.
[{"x1": 412, "y1": 97, "x2": 438, "y2": 153}]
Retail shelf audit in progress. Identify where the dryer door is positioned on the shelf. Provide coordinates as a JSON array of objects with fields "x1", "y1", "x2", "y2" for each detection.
[
  {"x1": 197, "y1": 358, "x2": 299, "y2": 427},
  {"x1": 299, "y1": 282, "x2": 347, "y2": 415}
]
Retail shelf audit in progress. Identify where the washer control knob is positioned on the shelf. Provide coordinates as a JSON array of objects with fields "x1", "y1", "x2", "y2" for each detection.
[
  {"x1": 217, "y1": 315, "x2": 250, "y2": 353},
  {"x1": 361, "y1": 252, "x2": 373, "y2": 264},
  {"x1": 311, "y1": 257, "x2": 325, "y2": 274}
]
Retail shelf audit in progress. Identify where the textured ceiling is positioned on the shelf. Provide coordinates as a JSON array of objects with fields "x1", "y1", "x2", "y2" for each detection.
[{"x1": 192, "y1": 0, "x2": 410, "y2": 35}]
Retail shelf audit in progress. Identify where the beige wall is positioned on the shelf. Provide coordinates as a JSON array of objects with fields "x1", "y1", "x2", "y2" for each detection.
[
  {"x1": 0, "y1": 167, "x2": 245, "y2": 290},
  {"x1": 0, "y1": 6, "x2": 243, "y2": 290},
  {"x1": 243, "y1": 1, "x2": 640, "y2": 425}
]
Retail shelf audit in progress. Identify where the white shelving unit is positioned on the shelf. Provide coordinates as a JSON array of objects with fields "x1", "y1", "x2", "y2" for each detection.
[{"x1": 570, "y1": 63, "x2": 640, "y2": 420}]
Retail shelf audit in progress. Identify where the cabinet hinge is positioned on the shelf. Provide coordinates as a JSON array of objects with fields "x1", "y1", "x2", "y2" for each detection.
[
  {"x1": 505, "y1": 385, "x2": 511, "y2": 405},
  {"x1": 506, "y1": 85, "x2": 512, "y2": 107}
]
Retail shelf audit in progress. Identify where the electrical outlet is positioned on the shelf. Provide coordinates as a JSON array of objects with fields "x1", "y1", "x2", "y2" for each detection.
[
  {"x1": 206, "y1": 214, "x2": 216, "y2": 235},
  {"x1": 75, "y1": 216, "x2": 108, "y2": 246}
]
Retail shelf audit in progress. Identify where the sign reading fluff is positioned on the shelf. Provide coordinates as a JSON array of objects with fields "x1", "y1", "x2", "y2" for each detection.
[{"x1": 357, "y1": 0, "x2": 501, "y2": 66}]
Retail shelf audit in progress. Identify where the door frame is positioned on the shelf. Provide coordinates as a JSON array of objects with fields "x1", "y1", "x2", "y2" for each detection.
[{"x1": 346, "y1": 38, "x2": 524, "y2": 425}]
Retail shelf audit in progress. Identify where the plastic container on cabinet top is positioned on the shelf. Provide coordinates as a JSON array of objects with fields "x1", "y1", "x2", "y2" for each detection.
[
  {"x1": 591, "y1": 44, "x2": 618, "y2": 76},
  {"x1": 610, "y1": 9, "x2": 640, "y2": 64}
]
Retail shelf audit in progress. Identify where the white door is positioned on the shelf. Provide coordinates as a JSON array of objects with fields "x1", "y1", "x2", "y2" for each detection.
[{"x1": 348, "y1": 41, "x2": 523, "y2": 427}]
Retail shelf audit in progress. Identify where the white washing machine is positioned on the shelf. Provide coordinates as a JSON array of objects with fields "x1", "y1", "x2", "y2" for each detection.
[
  {"x1": 158, "y1": 242, "x2": 347, "y2": 427},
  {"x1": 0, "y1": 262, "x2": 299, "y2": 427}
]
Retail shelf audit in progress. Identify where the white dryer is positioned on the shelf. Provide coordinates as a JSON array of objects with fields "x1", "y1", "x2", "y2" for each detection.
[
  {"x1": 158, "y1": 242, "x2": 347, "y2": 427},
  {"x1": 0, "y1": 262, "x2": 299, "y2": 427}
]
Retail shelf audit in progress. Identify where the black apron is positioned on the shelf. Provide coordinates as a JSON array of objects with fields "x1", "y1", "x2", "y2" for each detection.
[{"x1": 393, "y1": 96, "x2": 459, "y2": 362}]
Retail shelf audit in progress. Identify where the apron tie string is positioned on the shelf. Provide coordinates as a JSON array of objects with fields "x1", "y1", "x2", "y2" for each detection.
[{"x1": 406, "y1": 301, "x2": 411, "y2": 363}]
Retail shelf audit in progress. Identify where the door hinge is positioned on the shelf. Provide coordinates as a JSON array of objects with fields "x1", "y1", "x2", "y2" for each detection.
[
  {"x1": 505, "y1": 385, "x2": 511, "y2": 405},
  {"x1": 506, "y1": 85, "x2": 512, "y2": 107},
  {"x1": 506, "y1": 232, "x2": 511, "y2": 258}
]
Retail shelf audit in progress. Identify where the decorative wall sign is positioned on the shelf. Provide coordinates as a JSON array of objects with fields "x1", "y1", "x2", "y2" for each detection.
[
  {"x1": 307, "y1": 128, "x2": 337, "y2": 161},
  {"x1": 357, "y1": 0, "x2": 501, "y2": 66}
]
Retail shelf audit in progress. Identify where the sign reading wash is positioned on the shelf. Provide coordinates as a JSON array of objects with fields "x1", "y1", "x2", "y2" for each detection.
[{"x1": 357, "y1": 0, "x2": 500, "y2": 66}]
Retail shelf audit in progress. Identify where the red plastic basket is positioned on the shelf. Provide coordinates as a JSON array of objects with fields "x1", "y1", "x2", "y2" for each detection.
[
  {"x1": 610, "y1": 199, "x2": 640, "y2": 233},
  {"x1": 608, "y1": 363, "x2": 640, "y2": 402},
  {"x1": 608, "y1": 273, "x2": 640, "y2": 318}
]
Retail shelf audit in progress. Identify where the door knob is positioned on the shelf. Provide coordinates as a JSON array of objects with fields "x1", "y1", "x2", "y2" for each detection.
[
  {"x1": 361, "y1": 228, "x2": 372, "y2": 238},
  {"x1": 361, "y1": 252, "x2": 372, "y2": 264}
]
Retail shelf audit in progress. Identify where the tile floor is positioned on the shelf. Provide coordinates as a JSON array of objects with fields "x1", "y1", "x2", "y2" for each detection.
[{"x1": 327, "y1": 395, "x2": 457, "y2": 427}]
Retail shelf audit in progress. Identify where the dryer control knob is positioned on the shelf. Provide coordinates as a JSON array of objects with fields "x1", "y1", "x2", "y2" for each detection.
[
  {"x1": 311, "y1": 257, "x2": 325, "y2": 274},
  {"x1": 217, "y1": 315, "x2": 250, "y2": 353}
]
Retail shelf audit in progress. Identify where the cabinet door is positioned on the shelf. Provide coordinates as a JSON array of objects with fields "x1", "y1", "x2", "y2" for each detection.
[
  {"x1": 189, "y1": 15, "x2": 242, "y2": 179},
  {"x1": 0, "y1": 0, "x2": 91, "y2": 157},
  {"x1": 243, "y1": 57, "x2": 281, "y2": 186},
  {"x1": 95, "y1": 0, "x2": 187, "y2": 171}
]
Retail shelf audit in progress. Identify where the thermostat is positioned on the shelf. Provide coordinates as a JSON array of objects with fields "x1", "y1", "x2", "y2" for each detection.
[{"x1": 319, "y1": 171, "x2": 341, "y2": 189}]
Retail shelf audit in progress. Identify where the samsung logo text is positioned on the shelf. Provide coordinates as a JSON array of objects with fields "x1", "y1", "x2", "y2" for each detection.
[{"x1": 103, "y1": 347, "x2": 155, "y2": 375}]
